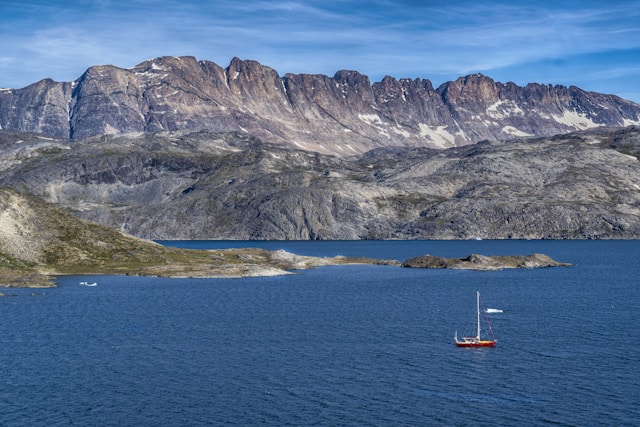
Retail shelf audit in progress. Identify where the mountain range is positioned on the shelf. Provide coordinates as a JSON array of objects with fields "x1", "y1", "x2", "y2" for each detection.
[
  {"x1": 1, "y1": 56, "x2": 640, "y2": 240},
  {"x1": 1, "y1": 56, "x2": 640, "y2": 156}
]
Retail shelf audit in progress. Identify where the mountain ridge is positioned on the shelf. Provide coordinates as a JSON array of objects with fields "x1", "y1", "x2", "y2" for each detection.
[
  {"x1": 1, "y1": 56, "x2": 639, "y2": 156},
  {"x1": 2, "y1": 125, "x2": 639, "y2": 240}
]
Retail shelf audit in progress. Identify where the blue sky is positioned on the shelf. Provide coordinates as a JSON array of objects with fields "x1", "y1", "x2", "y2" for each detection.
[{"x1": 2, "y1": 0, "x2": 640, "y2": 103}]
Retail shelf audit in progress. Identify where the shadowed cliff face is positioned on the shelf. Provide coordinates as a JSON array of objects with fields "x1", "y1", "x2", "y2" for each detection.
[
  {"x1": 1, "y1": 126, "x2": 640, "y2": 240},
  {"x1": 1, "y1": 56, "x2": 639, "y2": 156}
]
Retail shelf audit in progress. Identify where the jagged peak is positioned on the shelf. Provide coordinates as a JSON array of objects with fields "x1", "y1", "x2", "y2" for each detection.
[
  {"x1": 2, "y1": 55, "x2": 640, "y2": 151},
  {"x1": 227, "y1": 57, "x2": 270, "y2": 71},
  {"x1": 227, "y1": 56, "x2": 247, "y2": 69},
  {"x1": 76, "y1": 63, "x2": 130, "y2": 83},
  {"x1": 451, "y1": 73, "x2": 498, "y2": 88},
  {"x1": 22, "y1": 77, "x2": 62, "y2": 89},
  {"x1": 129, "y1": 56, "x2": 201, "y2": 75},
  {"x1": 226, "y1": 57, "x2": 281, "y2": 81},
  {"x1": 374, "y1": 76, "x2": 435, "y2": 93},
  {"x1": 462, "y1": 72, "x2": 492, "y2": 81},
  {"x1": 333, "y1": 70, "x2": 371, "y2": 88}
]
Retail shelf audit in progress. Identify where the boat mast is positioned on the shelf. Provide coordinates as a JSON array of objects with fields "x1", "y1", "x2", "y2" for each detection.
[{"x1": 476, "y1": 291, "x2": 481, "y2": 339}]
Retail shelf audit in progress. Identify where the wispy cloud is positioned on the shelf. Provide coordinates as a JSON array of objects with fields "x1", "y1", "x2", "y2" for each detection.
[{"x1": 1, "y1": 0, "x2": 639, "y2": 102}]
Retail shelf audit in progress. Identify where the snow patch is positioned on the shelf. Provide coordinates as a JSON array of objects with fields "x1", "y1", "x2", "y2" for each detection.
[
  {"x1": 134, "y1": 62, "x2": 166, "y2": 77},
  {"x1": 103, "y1": 124, "x2": 119, "y2": 135},
  {"x1": 292, "y1": 140, "x2": 310, "y2": 150},
  {"x1": 392, "y1": 126, "x2": 410, "y2": 137},
  {"x1": 502, "y1": 126, "x2": 532, "y2": 137},
  {"x1": 551, "y1": 110, "x2": 600, "y2": 129},
  {"x1": 359, "y1": 113, "x2": 397, "y2": 138},
  {"x1": 623, "y1": 117, "x2": 640, "y2": 126},
  {"x1": 418, "y1": 124, "x2": 456, "y2": 148},
  {"x1": 358, "y1": 113, "x2": 383, "y2": 125},
  {"x1": 486, "y1": 100, "x2": 524, "y2": 119}
]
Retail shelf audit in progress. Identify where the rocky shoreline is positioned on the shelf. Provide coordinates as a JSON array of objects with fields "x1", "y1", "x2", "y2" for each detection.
[
  {"x1": 1, "y1": 187, "x2": 404, "y2": 288},
  {"x1": 0, "y1": 250, "x2": 572, "y2": 289},
  {"x1": 0, "y1": 248, "x2": 400, "y2": 289},
  {"x1": 0, "y1": 179, "x2": 571, "y2": 289}
]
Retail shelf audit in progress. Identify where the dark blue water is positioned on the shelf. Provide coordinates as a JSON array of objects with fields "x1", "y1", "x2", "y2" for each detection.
[{"x1": 1, "y1": 240, "x2": 639, "y2": 426}]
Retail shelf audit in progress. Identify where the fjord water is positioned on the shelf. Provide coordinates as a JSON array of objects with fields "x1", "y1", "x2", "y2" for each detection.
[{"x1": 1, "y1": 240, "x2": 639, "y2": 426}]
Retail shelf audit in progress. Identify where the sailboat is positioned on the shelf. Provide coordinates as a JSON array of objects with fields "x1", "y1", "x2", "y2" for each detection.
[{"x1": 454, "y1": 291, "x2": 497, "y2": 347}]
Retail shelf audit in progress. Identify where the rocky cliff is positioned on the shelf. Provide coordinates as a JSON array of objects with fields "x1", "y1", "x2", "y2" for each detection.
[
  {"x1": 1, "y1": 56, "x2": 639, "y2": 156},
  {"x1": 2, "y1": 126, "x2": 639, "y2": 240}
]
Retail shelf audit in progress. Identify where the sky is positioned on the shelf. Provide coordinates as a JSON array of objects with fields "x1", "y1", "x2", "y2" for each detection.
[{"x1": 1, "y1": 0, "x2": 640, "y2": 103}]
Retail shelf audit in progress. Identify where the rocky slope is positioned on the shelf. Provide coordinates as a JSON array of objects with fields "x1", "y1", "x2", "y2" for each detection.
[
  {"x1": 1, "y1": 126, "x2": 639, "y2": 240},
  {"x1": 0, "y1": 187, "x2": 392, "y2": 287},
  {"x1": 1, "y1": 56, "x2": 639, "y2": 156}
]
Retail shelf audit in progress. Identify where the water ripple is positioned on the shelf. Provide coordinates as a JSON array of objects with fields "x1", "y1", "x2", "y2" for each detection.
[{"x1": 0, "y1": 241, "x2": 639, "y2": 425}]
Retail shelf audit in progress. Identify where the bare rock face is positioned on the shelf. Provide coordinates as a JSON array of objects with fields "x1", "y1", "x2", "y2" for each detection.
[
  {"x1": 0, "y1": 79, "x2": 75, "y2": 137},
  {"x1": 2, "y1": 126, "x2": 640, "y2": 240},
  {"x1": 1, "y1": 56, "x2": 639, "y2": 156}
]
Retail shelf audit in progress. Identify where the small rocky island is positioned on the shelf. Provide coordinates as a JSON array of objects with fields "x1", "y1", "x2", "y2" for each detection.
[{"x1": 402, "y1": 253, "x2": 571, "y2": 270}]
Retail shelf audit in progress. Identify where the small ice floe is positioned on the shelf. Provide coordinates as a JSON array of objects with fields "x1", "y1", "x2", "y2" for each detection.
[
  {"x1": 485, "y1": 308, "x2": 503, "y2": 313},
  {"x1": 79, "y1": 281, "x2": 98, "y2": 287}
]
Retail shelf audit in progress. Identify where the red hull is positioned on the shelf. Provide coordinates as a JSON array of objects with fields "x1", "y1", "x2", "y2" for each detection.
[{"x1": 455, "y1": 340, "x2": 496, "y2": 348}]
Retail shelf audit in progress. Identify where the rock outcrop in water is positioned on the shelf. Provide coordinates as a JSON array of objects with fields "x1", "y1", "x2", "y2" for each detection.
[{"x1": 402, "y1": 253, "x2": 571, "y2": 270}]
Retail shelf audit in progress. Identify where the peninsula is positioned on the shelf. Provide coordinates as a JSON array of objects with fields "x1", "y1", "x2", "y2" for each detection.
[{"x1": 0, "y1": 187, "x2": 396, "y2": 288}]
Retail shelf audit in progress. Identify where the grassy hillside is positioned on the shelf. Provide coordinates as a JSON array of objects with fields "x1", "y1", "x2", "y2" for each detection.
[{"x1": 0, "y1": 188, "x2": 392, "y2": 287}]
